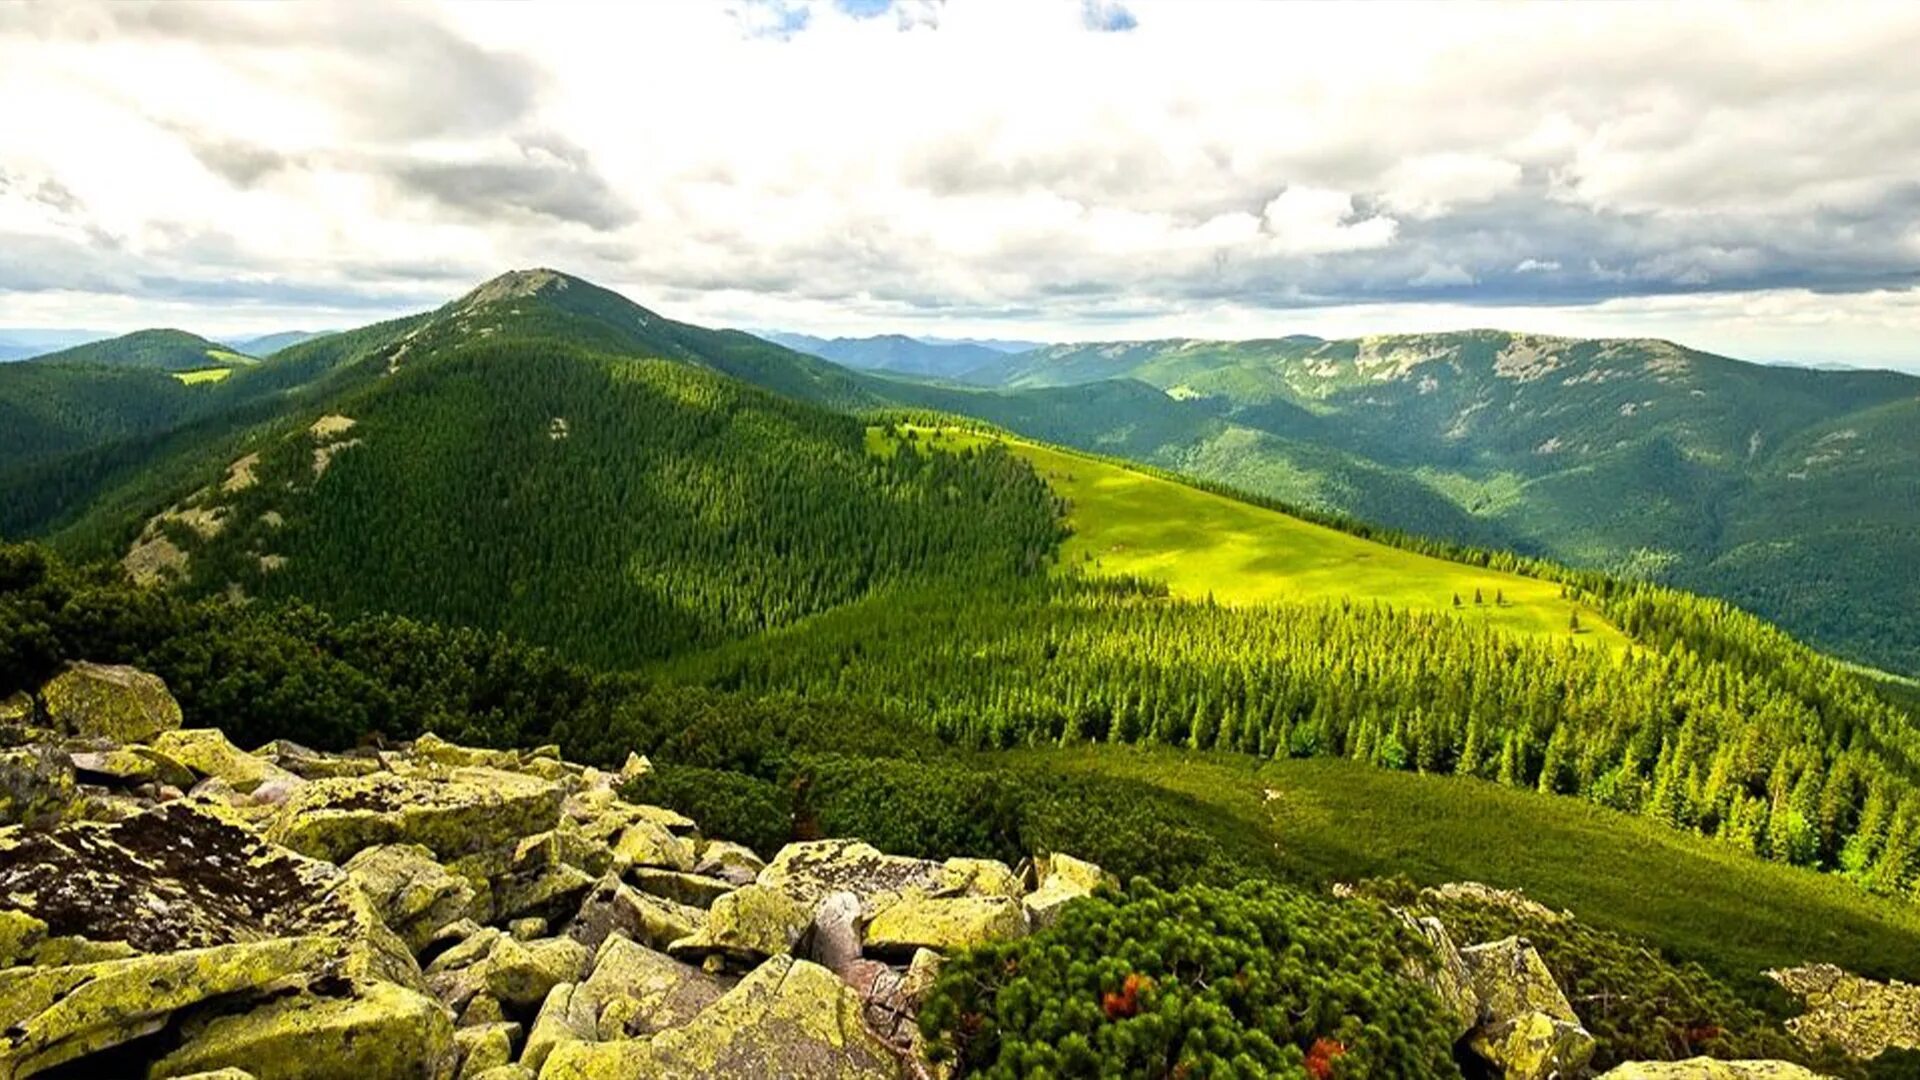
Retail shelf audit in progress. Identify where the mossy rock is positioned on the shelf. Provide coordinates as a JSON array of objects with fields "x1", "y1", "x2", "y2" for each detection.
[
  {"x1": 343, "y1": 844, "x2": 479, "y2": 955},
  {"x1": 0, "y1": 937, "x2": 335, "y2": 1077},
  {"x1": 451, "y1": 1020, "x2": 519, "y2": 1077},
  {"x1": 611, "y1": 820, "x2": 696, "y2": 872},
  {"x1": 538, "y1": 955, "x2": 903, "y2": 1079},
  {"x1": 153, "y1": 728, "x2": 295, "y2": 795},
  {"x1": 1021, "y1": 852, "x2": 1112, "y2": 929},
  {"x1": 757, "y1": 839, "x2": 942, "y2": 917},
  {"x1": 0, "y1": 800, "x2": 420, "y2": 989},
  {"x1": 565, "y1": 873, "x2": 705, "y2": 953},
  {"x1": 39, "y1": 661, "x2": 182, "y2": 743},
  {"x1": 863, "y1": 893, "x2": 1028, "y2": 958},
  {"x1": 667, "y1": 885, "x2": 808, "y2": 966},
  {"x1": 151, "y1": 979, "x2": 457, "y2": 1080},
  {"x1": 1, "y1": 745, "x2": 74, "y2": 828},
  {"x1": 267, "y1": 767, "x2": 563, "y2": 865},
  {"x1": 938, "y1": 857, "x2": 1021, "y2": 900},
  {"x1": 629, "y1": 868, "x2": 734, "y2": 909},
  {"x1": 579, "y1": 934, "x2": 726, "y2": 1038},
  {"x1": 478, "y1": 936, "x2": 591, "y2": 1009}
]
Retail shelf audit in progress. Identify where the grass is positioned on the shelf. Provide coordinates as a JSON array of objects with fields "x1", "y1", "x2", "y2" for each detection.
[
  {"x1": 204, "y1": 347, "x2": 258, "y2": 366},
  {"x1": 872, "y1": 425, "x2": 1622, "y2": 648},
  {"x1": 1012, "y1": 745, "x2": 1920, "y2": 989},
  {"x1": 171, "y1": 367, "x2": 236, "y2": 385}
]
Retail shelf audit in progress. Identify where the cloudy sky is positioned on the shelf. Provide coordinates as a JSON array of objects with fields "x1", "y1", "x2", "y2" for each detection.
[{"x1": 3, "y1": 1, "x2": 1919, "y2": 368}]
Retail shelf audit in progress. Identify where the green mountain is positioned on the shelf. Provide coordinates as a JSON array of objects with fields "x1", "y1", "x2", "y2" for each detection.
[
  {"x1": 765, "y1": 331, "x2": 1013, "y2": 380},
  {"x1": 888, "y1": 331, "x2": 1920, "y2": 673},
  {"x1": 25, "y1": 328, "x2": 257, "y2": 373},
  {"x1": 60, "y1": 271, "x2": 1059, "y2": 667}
]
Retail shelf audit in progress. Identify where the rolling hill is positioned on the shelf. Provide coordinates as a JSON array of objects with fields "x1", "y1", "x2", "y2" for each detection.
[
  {"x1": 869, "y1": 331, "x2": 1920, "y2": 673},
  {"x1": 24, "y1": 327, "x2": 257, "y2": 373}
]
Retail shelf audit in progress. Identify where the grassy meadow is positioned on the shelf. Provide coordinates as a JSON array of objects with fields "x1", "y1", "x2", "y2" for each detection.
[{"x1": 874, "y1": 425, "x2": 1623, "y2": 648}]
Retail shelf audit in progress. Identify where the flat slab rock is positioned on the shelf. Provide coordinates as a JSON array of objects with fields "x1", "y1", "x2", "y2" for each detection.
[{"x1": 0, "y1": 800, "x2": 376, "y2": 955}]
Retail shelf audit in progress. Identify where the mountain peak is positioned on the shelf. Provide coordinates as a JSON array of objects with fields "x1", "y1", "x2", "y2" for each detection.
[{"x1": 462, "y1": 268, "x2": 580, "y2": 306}]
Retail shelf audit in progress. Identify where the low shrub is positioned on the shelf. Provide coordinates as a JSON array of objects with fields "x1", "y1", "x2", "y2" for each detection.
[{"x1": 919, "y1": 878, "x2": 1462, "y2": 1078}]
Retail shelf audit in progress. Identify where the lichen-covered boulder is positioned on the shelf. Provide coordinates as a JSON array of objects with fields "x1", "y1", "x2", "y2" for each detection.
[
  {"x1": 39, "y1": 661, "x2": 182, "y2": 743},
  {"x1": 630, "y1": 867, "x2": 735, "y2": 909},
  {"x1": 561, "y1": 787, "x2": 694, "y2": 849},
  {"x1": 566, "y1": 873, "x2": 705, "y2": 953},
  {"x1": 580, "y1": 934, "x2": 727, "y2": 1038},
  {"x1": 153, "y1": 728, "x2": 298, "y2": 795},
  {"x1": 0, "y1": 937, "x2": 336, "y2": 1077},
  {"x1": 1597, "y1": 1060, "x2": 1826, "y2": 1079},
  {"x1": 667, "y1": 884, "x2": 809, "y2": 966},
  {"x1": 1021, "y1": 852, "x2": 1112, "y2": 929},
  {"x1": 255, "y1": 740, "x2": 380, "y2": 780},
  {"x1": 1769, "y1": 963, "x2": 1920, "y2": 1058},
  {"x1": 479, "y1": 935, "x2": 592, "y2": 1009},
  {"x1": 520, "y1": 983, "x2": 588, "y2": 1073},
  {"x1": 1396, "y1": 911, "x2": 1482, "y2": 1039},
  {"x1": 150, "y1": 979, "x2": 457, "y2": 1080},
  {"x1": 1424, "y1": 881, "x2": 1567, "y2": 923},
  {"x1": 863, "y1": 893, "x2": 1028, "y2": 957},
  {"x1": 0, "y1": 690, "x2": 33, "y2": 729},
  {"x1": 538, "y1": 955, "x2": 904, "y2": 1079},
  {"x1": 611, "y1": 819, "x2": 697, "y2": 872},
  {"x1": 757, "y1": 838, "x2": 943, "y2": 917},
  {"x1": 940, "y1": 857, "x2": 1023, "y2": 900},
  {"x1": 694, "y1": 840, "x2": 765, "y2": 886},
  {"x1": 1459, "y1": 936, "x2": 1595, "y2": 1080},
  {"x1": 267, "y1": 766, "x2": 564, "y2": 865},
  {"x1": 452, "y1": 1020, "x2": 520, "y2": 1078},
  {"x1": 345, "y1": 844, "x2": 480, "y2": 954},
  {"x1": 0, "y1": 800, "x2": 419, "y2": 989},
  {"x1": 1, "y1": 744, "x2": 74, "y2": 827},
  {"x1": 408, "y1": 732, "x2": 521, "y2": 771},
  {"x1": 68, "y1": 745, "x2": 196, "y2": 790}
]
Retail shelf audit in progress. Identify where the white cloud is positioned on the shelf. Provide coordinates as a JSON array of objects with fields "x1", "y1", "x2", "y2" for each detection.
[
  {"x1": 0, "y1": 0, "x2": 1915, "y2": 370},
  {"x1": 1380, "y1": 153, "x2": 1522, "y2": 219},
  {"x1": 1260, "y1": 187, "x2": 1397, "y2": 256}
]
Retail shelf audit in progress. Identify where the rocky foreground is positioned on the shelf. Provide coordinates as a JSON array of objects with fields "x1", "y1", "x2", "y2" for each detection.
[{"x1": 0, "y1": 662, "x2": 1903, "y2": 1078}]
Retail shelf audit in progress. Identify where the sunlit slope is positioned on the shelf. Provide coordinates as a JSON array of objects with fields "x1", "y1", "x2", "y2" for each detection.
[
  {"x1": 880, "y1": 427, "x2": 1622, "y2": 647},
  {"x1": 1016, "y1": 746, "x2": 1920, "y2": 988}
]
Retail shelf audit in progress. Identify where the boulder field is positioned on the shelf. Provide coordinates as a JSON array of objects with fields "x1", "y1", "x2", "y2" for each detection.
[{"x1": 0, "y1": 662, "x2": 1880, "y2": 1078}]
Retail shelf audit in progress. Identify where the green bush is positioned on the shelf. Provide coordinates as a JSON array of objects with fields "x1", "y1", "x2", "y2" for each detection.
[
  {"x1": 919, "y1": 879, "x2": 1462, "y2": 1079},
  {"x1": 634, "y1": 765, "x2": 794, "y2": 857}
]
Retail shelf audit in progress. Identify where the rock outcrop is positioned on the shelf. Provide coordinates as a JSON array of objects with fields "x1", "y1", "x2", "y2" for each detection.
[
  {"x1": 0, "y1": 665, "x2": 1097, "y2": 1079},
  {"x1": 1458, "y1": 935, "x2": 1597, "y2": 1080},
  {"x1": 1769, "y1": 963, "x2": 1920, "y2": 1059},
  {"x1": 39, "y1": 661, "x2": 184, "y2": 743}
]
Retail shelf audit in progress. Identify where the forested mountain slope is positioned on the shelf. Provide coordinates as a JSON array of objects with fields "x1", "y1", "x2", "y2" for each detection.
[
  {"x1": 23, "y1": 327, "x2": 256, "y2": 373},
  {"x1": 57, "y1": 272, "x2": 1061, "y2": 668},
  {"x1": 864, "y1": 331, "x2": 1920, "y2": 673}
]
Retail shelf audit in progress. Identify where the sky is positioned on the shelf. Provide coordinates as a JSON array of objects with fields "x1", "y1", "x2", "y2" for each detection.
[{"x1": 2, "y1": 1, "x2": 1919, "y2": 369}]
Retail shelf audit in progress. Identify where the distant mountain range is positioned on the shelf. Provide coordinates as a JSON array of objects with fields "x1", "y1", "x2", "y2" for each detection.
[{"x1": 759, "y1": 331, "x2": 1043, "y2": 380}]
